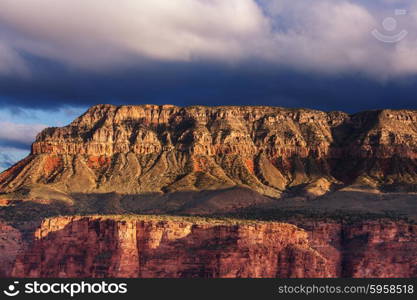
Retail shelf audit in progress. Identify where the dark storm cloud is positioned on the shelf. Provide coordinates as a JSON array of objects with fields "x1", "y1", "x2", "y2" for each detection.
[{"x1": 1, "y1": 58, "x2": 417, "y2": 113}]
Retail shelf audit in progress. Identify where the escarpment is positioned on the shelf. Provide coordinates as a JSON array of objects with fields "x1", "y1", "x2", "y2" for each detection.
[
  {"x1": 5, "y1": 216, "x2": 417, "y2": 278},
  {"x1": 1, "y1": 105, "x2": 417, "y2": 199}
]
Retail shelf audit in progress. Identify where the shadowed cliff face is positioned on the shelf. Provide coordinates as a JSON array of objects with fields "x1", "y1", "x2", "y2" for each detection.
[
  {"x1": 4, "y1": 216, "x2": 417, "y2": 278},
  {"x1": 11, "y1": 217, "x2": 327, "y2": 278},
  {"x1": 1, "y1": 105, "x2": 417, "y2": 200}
]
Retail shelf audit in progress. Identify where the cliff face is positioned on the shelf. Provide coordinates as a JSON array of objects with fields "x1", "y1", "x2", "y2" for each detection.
[
  {"x1": 6, "y1": 216, "x2": 417, "y2": 278},
  {"x1": 1, "y1": 105, "x2": 417, "y2": 198},
  {"x1": 10, "y1": 216, "x2": 329, "y2": 278},
  {"x1": 0, "y1": 222, "x2": 23, "y2": 277},
  {"x1": 297, "y1": 220, "x2": 417, "y2": 278}
]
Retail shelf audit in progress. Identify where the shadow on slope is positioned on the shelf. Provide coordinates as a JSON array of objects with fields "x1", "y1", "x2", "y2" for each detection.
[
  {"x1": 1, "y1": 184, "x2": 416, "y2": 232},
  {"x1": 69, "y1": 186, "x2": 278, "y2": 215}
]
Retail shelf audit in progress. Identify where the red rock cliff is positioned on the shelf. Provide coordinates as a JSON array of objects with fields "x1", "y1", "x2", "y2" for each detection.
[{"x1": 6, "y1": 216, "x2": 417, "y2": 278}]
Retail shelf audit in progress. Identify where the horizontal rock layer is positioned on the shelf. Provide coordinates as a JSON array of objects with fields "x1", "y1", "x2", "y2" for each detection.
[{"x1": 4, "y1": 216, "x2": 417, "y2": 278}]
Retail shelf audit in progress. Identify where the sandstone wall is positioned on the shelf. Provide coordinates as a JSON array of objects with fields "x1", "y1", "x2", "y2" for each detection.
[{"x1": 5, "y1": 217, "x2": 417, "y2": 278}]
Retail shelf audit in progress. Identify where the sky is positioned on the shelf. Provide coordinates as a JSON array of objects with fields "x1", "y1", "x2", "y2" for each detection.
[{"x1": 1, "y1": 0, "x2": 417, "y2": 170}]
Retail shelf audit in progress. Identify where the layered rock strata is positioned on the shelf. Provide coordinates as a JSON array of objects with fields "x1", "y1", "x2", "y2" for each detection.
[
  {"x1": 1, "y1": 105, "x2": 417, "y2": 197},
  {"x1": 3, "y1": 216, "x2": 416, "y2": 278}
]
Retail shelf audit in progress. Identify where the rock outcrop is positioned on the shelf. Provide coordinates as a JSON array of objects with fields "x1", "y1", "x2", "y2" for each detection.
[
  {"x1": 1, "y1": 105, "x2": 417, "y2": 198},
  {"x1": 4, "y1": 216, "x2": 416, "y2": 278}
]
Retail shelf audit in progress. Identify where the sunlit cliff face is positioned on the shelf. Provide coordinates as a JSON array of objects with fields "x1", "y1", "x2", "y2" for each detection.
[{"x1": 2, "y1": 105, "x2": 417, "y2": 198}]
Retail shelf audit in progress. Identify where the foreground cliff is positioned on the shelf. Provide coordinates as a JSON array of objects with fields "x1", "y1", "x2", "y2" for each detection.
[{"x1": 1, "y1": 216, "x2": 415, "y2": 278}]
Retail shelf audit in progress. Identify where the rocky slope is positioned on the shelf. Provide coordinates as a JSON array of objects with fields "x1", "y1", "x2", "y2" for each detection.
[
  {"x1": 1, "y1": 105, "x2": 417, "y2": 201},
  {"x1": 3, "y1": 216, "x2": 416, "y2": 278}
]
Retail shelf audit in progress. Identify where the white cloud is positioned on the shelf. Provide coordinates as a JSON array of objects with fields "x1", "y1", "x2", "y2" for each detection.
[
  {"x1": 0, "y1": 122, "x2": 47, "y2": 146},
  {"x1": 266, "y1": 1, "x2": 378, "y2": 71},
  {"x1": 261, "y1": 0, "x2": 417, "y2": 77},
  {"x1": 0, "y1": 0, "x2": 268, "y2": 67},
  {"x1": 0, "y1": 0, "x2": 416, "y2": 77}
]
